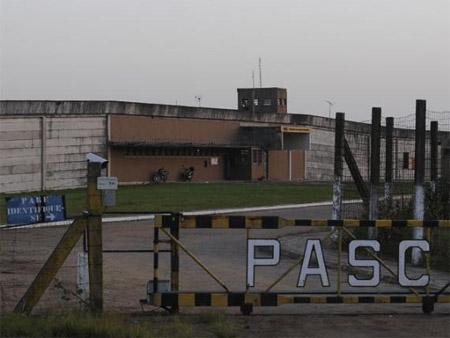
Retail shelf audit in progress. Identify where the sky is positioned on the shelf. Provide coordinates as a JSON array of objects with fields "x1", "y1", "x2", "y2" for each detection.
[{"x1": 0, "y1": 0, "x2": 449, "y2": 122}]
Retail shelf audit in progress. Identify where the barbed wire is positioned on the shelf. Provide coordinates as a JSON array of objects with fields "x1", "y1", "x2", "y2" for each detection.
[{"x1": 360, "y1": 111, "x2": 449, "y2": 132}]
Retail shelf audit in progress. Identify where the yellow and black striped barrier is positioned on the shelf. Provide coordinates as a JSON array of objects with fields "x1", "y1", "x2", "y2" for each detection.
[
  {"x1": 151, "y1": 291, "x2": 450, "y2": 307},
  {"x1": 155, "y1": 215, "x2": 450, "y2": 229}
]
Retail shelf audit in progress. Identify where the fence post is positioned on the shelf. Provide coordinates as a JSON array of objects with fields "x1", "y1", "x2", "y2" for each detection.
[
  {"x1": 385, "y1": 117, "x2": 394, "y2": 201},
  {"x1": 77, "y1": 252, "x2": 89, "y2": 308},
  {"x1": 369, "y1": 108, "x2": 381, "y2": 239},
  {"x1": 442, "y1": 137, "x2": 450, "y2": 219},
  {"x1": 170, "y1": 212, "x2": 181, "y2": 313},
  {"x1": 430, "y1": 121, "x2": 438, "y2": 192},
  {"x1": 87, "y1": 161, "x2": 103, "y2": 311},
  {"x1": 412, "y1": 100, "x2": 426, "y2": 266},
  {"x1": 332, "y1": 113, "x2": 345, "y2": 241}
]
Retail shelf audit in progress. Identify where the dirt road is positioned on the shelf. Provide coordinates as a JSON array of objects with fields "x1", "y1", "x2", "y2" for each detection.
[
  {"x1": 2, "y1": 218, "x2": 449, "y2": 337},
  {"x1": 102, "y1": 219, "x2": 449, "y2": 337}
]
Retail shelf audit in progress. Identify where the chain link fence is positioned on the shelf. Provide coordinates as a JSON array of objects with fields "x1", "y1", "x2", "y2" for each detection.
[
  {"x1": 340, "y1": 110, "x2": 449, "y2": 270},
  {"x1": 0, "y1": 223, "x2": 86, "y2": 313}
]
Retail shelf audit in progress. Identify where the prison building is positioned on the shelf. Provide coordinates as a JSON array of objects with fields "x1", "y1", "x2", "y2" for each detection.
[{"x1": 1, "y1": 87, "x2": 440, "y2": 194}]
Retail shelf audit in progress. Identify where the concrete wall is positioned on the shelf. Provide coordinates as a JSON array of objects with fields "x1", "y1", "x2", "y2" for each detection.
[
  {"x1": 0, "y1": 117, "x2": 43, "y2": 192},
  {"x1": 2, "y1": 100, "x2": 436, "y2": 193},
  {"x1": 0, "y1": 115, "x2": 106, "y2": 193},
  {"x1": 0, "y1": 100, "x2": 368, "y2": 191},
  {"x1": 306, "y1": 127, "x2": 335, "y2": 181}
]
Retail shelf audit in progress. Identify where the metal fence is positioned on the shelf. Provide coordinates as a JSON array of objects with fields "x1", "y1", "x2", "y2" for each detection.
[
  {"x1": 338, "y1": 106, "x2": 449, "y2": 270},
  {"x1": 342, "y1": 109, "x2": 450, "y2": 220}
]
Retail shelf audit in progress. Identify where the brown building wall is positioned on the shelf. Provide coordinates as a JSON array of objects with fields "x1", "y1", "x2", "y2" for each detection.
[
  {"x1": 110, "y1": 115, "x2": 240, "y2": 144},
  {"x1": 268, "y1": 150, "x2": 305, "y2": 180},
  {"x1": 291, "y1": 150, "x2": 306, "y2": 180},
  {"x1": 109, "y1": 115, "x2": 246, "y2": 182},
  {"x1": 268, "y1": 150, "x2": 288, "y2": 180},
  {"x1": 251, "y1": 162, "x2": 265, "y2": 180},
  {"x1": 109, "y1": 114, "x2": 304, "y2": 183},
  {"x1": 110, "y1": 148, "x2": 224, "y2": 183}
]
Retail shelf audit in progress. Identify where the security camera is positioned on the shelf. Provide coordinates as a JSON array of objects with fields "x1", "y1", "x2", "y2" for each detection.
[{"x1": 86, "y1": 153, "x2": 109, "y2": 168}]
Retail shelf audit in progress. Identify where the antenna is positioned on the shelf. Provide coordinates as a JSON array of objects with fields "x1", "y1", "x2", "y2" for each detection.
[
  {"x1": 195, "y1": 95, "x2": 202, "y2": 107},
  {"x1": 259, "y1": 57, "x2": 262, "y2": 88},
  {"x1": 325, "y1": 100, "x2": 335, "y2": 118},
  {"x1": 252, "y1": 71, "x2": 255, "y2": 88}
]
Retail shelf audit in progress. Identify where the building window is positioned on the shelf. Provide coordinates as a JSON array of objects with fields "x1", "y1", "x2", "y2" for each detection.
[
  {"x1": 263, "y1": 99, "x2": 272, "y2": 106},
  {"x1": 252, "y1": 148, "x2": 262, "y2": 165},
  {"x1": 240, "y1": 149, "x2": 250, "y2": 164},
  {"x1": 278, "y1": 98, "x2": 286, "y2": 106},
  {"x1": 403, "y1": 152, "x2": 409, "y2": 169},
  {"x1": 253, "y1": 99, "x2": 259, "y2": 106}
]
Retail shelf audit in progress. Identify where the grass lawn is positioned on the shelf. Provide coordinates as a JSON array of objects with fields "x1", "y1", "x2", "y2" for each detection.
[
  {"x1": 107, "y1": 182, "x2": 332, "y2": 213},
  {"x1": 0, "y1": 182, "x2": 332, "y2": 223}
]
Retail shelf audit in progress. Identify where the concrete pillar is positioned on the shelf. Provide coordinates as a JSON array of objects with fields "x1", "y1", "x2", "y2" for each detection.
[
  {"x1": 41, "y1": 116, "x2": 47, "y2": 190},
  {"x1": 385, "y1": 117, "x2": 394, "y2": 201},
  {"x1": 412, "y1": 100, "x2": 426, "y2": 266},
  {"x1": 332, "y1": 113, "x2": 345, "y2": 222},
  {"x1": 369, "y1": 108, "x2": 381, "y2": 239}
]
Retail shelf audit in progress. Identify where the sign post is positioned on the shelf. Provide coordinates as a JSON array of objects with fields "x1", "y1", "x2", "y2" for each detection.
[{"x1": 87, "y1": 160, "x2": 104, "y2": 312}]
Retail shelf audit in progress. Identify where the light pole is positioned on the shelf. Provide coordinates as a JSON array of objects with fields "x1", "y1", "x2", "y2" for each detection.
[
  {"x1": 326, "y1": 100, "x2": 334, "y2": 118},
  {"x1": 195, "y1": 95, "x2": 202, "y2": 107}
]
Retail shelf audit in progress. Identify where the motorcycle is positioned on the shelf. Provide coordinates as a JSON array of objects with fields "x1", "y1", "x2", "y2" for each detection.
[
  {"x1": 153, "y1": 168, "x2": 169, "y2": 183},
  {"x1": 181, "y1": 166, "x2": 195, "y2": 182}
]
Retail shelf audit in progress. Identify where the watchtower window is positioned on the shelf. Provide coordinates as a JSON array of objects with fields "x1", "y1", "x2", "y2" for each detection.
[
  {"x1": 263, "y1": 99, "x2": 272, "y2": 106},
  {"x1": 241, "y1": 99, "x2": 249, "y2": 110}
]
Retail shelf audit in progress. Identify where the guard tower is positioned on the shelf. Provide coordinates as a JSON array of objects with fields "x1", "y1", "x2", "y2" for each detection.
[{"x1": 237, "y1": 87, "x2": 287, "y2": 114}]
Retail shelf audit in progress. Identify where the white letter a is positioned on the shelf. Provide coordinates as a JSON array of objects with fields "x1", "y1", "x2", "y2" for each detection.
[{"x1": 297, "y1": 239, "x2": 330, "y2": 287}]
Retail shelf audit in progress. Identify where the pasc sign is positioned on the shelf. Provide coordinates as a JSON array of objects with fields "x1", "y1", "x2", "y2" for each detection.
[
  {"x1": 6, "y1": 195, "x2": 66, "y2": 225},
  {"x1": 247, "y1": 238, "x2": 431, "y2": 288}
]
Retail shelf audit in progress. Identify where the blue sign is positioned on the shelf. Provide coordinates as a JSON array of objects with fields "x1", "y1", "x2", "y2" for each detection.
[{"x1": 5, "y1": 195, "x2": 66, "y2": 225}]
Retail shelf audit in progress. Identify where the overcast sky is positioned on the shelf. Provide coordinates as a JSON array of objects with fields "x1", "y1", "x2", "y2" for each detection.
[{"x1": 1, "y1": 0, "x2": 449, "y2": 121}]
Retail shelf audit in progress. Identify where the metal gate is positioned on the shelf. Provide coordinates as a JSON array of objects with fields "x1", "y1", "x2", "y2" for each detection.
[{"x1": 146, "y1": 213, "x2": 450, "y2": 315}]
